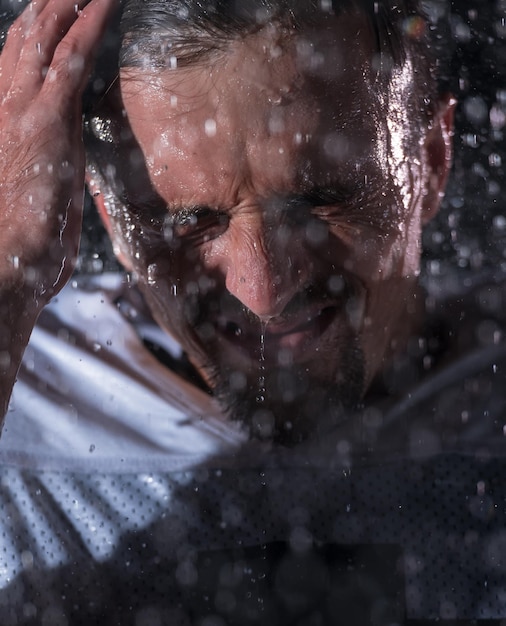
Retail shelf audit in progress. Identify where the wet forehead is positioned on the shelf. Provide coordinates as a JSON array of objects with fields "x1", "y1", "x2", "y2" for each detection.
[{"x1": 120, "y1": 13, "x2": 384, "y2": 207}]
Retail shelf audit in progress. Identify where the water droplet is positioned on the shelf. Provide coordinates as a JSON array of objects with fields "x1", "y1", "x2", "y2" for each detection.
[
  {"x1": 256, "y1": 321, "x2": 268, "y2": 405},
  {"x1": 147, "y1": 263, "x2": 157, "y2": 286},
  {"x1": 21, "y1": 551, "x2": 34, "y2": 569},
  {"x1": 89, "y1": 444, "x2": 95, "y2": 453},
  {"x1": 327, "y1": 274, "x2": 344, "y2": 295},
  {"x1": 204, "y1": 118, "x2": 217, "y2": 137},
  {"x1": 0, "y1": 351, "x2": 11, "y2": 370},
  {"x1": 90, "y1": 116, "x2": 114, "y2": 143}
]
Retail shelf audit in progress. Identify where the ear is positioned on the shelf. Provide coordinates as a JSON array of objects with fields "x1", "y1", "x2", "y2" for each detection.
[
  {"x1": 422, "y1": 93, "x2": 457, "y2": 225},
  {"x1": 85, "y1": 171, "x2": 134, "y2": 272}
]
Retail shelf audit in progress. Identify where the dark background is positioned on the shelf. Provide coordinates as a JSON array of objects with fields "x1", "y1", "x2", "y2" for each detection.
[{"x1": 422, "y1": 0, "x2": 506, "y2": 297}]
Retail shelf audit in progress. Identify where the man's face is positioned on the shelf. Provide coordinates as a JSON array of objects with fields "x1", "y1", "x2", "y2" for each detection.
[{"x1": 93, "y1": 12, "x2": 451, "y2": 439}]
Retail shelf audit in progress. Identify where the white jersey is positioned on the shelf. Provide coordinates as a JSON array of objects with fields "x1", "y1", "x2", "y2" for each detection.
[{"x1": 1, "y1": 274, "x2": 506, "y2": 624}]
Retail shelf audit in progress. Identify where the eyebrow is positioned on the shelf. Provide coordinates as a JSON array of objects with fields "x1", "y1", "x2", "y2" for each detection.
[{"x1": 290, "y1": 184, "x2": 357, "y2": 207}]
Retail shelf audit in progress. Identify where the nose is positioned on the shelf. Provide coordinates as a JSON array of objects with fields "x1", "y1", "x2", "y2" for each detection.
[{"x1": 222, "y1": 216, "x2": 310, "y2": 320}]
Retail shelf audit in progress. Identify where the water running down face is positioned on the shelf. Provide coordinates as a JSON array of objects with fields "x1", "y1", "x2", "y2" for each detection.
[{"x1": 91, "y1": 10, "x2": 453, "y2": 441}]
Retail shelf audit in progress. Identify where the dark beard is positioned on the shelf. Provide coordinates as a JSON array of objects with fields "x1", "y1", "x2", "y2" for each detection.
[
  {"x1": 180, "y1": 275, "x2": 366, "y2": 444},
  {"x1": 211, "y1": 335, "x2": 366, "y2": 445}
]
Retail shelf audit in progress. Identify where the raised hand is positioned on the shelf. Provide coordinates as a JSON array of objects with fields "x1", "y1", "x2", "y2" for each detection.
[
  {"x1": 0, "y1": 0, "x2": 117, "y2": 292},
  {"x1": 0, "y1": 0, "x2": 117, "y2": 418}
]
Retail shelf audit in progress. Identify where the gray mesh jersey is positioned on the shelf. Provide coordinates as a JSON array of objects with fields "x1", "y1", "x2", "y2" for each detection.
[{"x1": 1, "y1": 274, "x2": 506, "y2": 625}]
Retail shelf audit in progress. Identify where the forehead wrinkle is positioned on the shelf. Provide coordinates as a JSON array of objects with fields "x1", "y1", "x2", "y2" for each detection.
[{"x1": 120, "y1": 12, "x2": 395, "y2": 213}]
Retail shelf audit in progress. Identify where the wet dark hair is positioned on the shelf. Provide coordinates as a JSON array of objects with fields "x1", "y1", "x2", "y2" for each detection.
[{"x1": 120, "y1": 0, "x2": 421, "y2": 67}]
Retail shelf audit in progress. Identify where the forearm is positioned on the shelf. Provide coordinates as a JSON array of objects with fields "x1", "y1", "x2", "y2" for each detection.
[
  {"x1": 0, "y1": 0, "x2": 118, "y2": 420},
  {"x1": 0, "y1": 283, "x2": 42, "y2": 420},
  {"x1": 0, "y1": 227, "x2": 52, "y2": 421}
]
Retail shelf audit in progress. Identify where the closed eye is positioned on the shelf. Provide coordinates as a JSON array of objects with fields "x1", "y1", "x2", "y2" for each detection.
[
  {"x1": 274, "y1": 184, "x2": 392, "y2": 245},
  {"x1": 122, "y1": 197, "x2": 229, "y2": 245},
  {"x1": 282, "y1": 185, "x2": 360, "y2": 226},
  {"x1": 167, "y1": 207, "x2": 229, "y2": 245}
]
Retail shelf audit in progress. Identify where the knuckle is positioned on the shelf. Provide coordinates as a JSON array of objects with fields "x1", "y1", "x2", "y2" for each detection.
[
  {"x1": 54, "y1": 36, "x2": 81, "y2": 59},
  {"x1": 48, "y1": 41, "x2": 87, "y2": 83}
]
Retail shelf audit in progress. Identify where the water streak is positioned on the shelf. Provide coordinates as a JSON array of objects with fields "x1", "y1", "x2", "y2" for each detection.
[{"x1": 256, "y1": 321, "x2": 268, "y2": 404}]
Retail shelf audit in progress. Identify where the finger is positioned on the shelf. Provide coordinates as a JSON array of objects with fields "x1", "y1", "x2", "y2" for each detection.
[
  {"x1": 41, "y1": 0, "x2": 118, "y2": 106},
  {"x1": 7, "y1": 0, "x2": 93, "y2": 99},
  {"x1": 0, "y1": 0, "x2": 50, "y2": 96}
]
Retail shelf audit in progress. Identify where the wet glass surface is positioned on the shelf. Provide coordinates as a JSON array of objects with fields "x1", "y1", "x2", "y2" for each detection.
[{"x1": 1, "y1": 1, "x2": 506, "y2": 624}]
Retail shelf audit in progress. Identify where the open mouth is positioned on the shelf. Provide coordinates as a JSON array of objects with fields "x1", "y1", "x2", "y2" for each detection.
[{"x1": 215, "y1": 305, "x2": 341, "y2": 362}]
